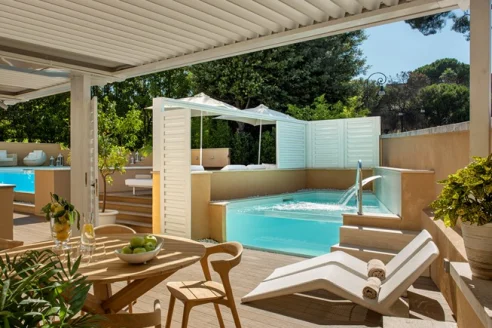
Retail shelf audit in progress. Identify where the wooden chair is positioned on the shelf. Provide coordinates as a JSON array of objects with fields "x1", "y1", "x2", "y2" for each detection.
[
  {"x1": 94, "y1": 224, "x2": 137, "y2": 234},
  {"x1": 94, "y1": 224, "x2": 137, "y2": 313},
  {"x1": 95, "y1": 299, "x2": 161, "y2": 328},
  {"x1": 165, "y1": 242, "x2": 243, "y2": 328},
  {"x1": 0, "y1": 238, "x2": 23, "y2": 251}
]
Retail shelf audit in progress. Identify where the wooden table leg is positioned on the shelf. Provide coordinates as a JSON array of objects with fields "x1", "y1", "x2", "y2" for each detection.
[{"x1": 101, "y1": 271, "x2": 174, "y2": 313}]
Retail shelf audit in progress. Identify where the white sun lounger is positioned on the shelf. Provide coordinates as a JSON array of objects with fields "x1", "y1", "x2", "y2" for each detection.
[
  {"x1": 265, "y1": 229, "x2": 432, "y2": 281},
  {"x1": 241, "y1": 241, "x2": 439, "y2": 317},
  {"x1": 125, "y1": 174, "x2": 152, "y2": 195}
]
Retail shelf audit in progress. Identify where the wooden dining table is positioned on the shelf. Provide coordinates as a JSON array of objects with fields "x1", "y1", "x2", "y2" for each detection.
[{"x1": 3, "y1": 233, "x2": 206, "y2": 314}]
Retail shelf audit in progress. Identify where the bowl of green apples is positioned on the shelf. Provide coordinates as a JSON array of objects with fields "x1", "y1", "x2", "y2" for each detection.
[{"x1": 115, "y1": 235, "x2": 163, "y2": 264}]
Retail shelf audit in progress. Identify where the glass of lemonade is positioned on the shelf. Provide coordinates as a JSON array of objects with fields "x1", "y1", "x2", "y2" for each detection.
[{"x1": 80, "y1": 213, "x2": 96, "y2": 263}]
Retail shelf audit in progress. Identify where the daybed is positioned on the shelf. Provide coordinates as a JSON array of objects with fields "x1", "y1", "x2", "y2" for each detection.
[
  {"x1": 0, "y1": 150, "x2": 17, "y2": 167},
  {"x1": 125, "y1": 174, "x2": 152, "y2": 195},
  {"x1": 23, "y1": 150, "x2": 46, "y2": 166}
]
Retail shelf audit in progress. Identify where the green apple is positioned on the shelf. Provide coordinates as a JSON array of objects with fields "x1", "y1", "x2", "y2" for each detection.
[
  {"x1": 144, "y1": 242, "x2": 155, "y2": 252},
  {"x1": 130, "y1": 236, "x2": 145, "y2": 248},
  {"x1": 133, "y1": 247, "x2": 146, "y2": 254},
  {"x1": 144, "y1": 235, "x2": 158, "y2": 246},
  {"x1": 121, "y1": 246, "x2": 133, "y2": 254}
]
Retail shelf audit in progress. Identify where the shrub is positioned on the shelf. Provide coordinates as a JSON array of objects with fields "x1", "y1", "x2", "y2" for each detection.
[{"x1": 431, "y1": 154, "x2": 492, "y2": 227}]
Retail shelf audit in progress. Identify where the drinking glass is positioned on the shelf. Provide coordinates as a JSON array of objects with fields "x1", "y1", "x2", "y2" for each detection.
[{"x1": 80, "y1": 213, "x2": 96, "y2": 252}]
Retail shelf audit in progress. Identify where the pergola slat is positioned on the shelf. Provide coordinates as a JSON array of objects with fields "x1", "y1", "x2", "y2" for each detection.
[
  {"x1": 0, "y1": 14, "x2": 161, "y2": 64},
  {"x1": 280, "y1": 0, "x2": 329, "y2": 23},
  {"x1": 121, "y1": 0, "x2": 244, "y2": 43},
  {"x1": 175, "y1": 0, "x2": 264, "y2": 37},
  {"x1": 0, "y1": 1, "x2": 181, "y2": 57},
  {"x1": 35, "y1": 0, "x2": 199, "y2": 53},
  {"x1": 306, "y1": 0, "x2": 346, "y2": 19},
  {"x1": 92, "y1": 0, "x2": 226, "y2": 48}
]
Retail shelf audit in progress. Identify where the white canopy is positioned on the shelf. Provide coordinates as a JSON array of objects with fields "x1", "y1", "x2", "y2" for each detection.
[{"x1": 215, "y1": 104, "x2": 299, "y2": 126}]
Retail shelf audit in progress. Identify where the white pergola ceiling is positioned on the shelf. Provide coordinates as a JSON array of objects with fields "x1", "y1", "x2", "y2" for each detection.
[{"x1": 0, "y1": 0, "x2": 459, "y2": 105}]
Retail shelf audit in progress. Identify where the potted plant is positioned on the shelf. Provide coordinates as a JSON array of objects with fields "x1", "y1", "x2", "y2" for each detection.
[
  {"x1": 99, "y1": 134, "x2": 129, "y2": 225},
  {"x1": 41, "y1": 193, "x2": 80, "y2": 249},
  {"x1": 431, "y1": 154, "x2": 492, "y2": 280},
  {"x1": 0, "y1": 249, "x2": 99, "y2": 327}
]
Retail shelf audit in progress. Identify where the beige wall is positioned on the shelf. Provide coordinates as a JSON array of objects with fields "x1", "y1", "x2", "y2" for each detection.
[
  {"x1": 381, "y1": 125, "x2": 492, "y2": 198},
  {"x1": 191, "y1": 148, "x2": 230, "y2": 168},
  {"x1": 307, "y1": 169, "x2": 373, "y2": 190},
  {"x1": 0, "y1": 142, "x2": 70, "y2": 166},
  {"x1": 0, "y1": 185, "x2": 14, "y2": 239},
  {"x1": 34, "y1": 170, "x2": 71, "y2": 216},
  {"x1": 191, "y1": 172, "x2": 212, "y2": 240},
  {"x1": 152, "y1": 172, "x2": 160, "y2": 234},
  {"x1": 421, "y1": 210, "x2": 467, "y2": 315},
  {"x1": 210, "y1": 169, "x2": 306, "y2": 201}
]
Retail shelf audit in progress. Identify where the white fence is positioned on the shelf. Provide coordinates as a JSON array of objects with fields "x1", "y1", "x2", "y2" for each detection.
[
  {"x1": 306, "y1": 117, "x2": 380, "y2": 168},
  {"x1": 155, "y1": 104, "x2": 192, "y2": 238},
  {"x1": 276, "y1": 121, "x2": 306, "y2": 169}
]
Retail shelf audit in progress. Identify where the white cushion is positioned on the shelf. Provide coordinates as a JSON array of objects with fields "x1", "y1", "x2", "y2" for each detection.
[
  {"x1": 247, "y1": 164, "x2": 266, "y2": 170},
  {"x1": 221, "y1": 165, "x2": 247, "y2": 171},
  {"x1": 262, "y1": 163, "x2": 277, "y2": 169},
  {"x1": 0, "y1": 150, "x2": 6, "y2": 159},
  {"x1": 125, "y1": 179, "x2": 153, "y2": 188},
  {"x1": 191, "y1": 165, "x2": 205, "y2": 171}
]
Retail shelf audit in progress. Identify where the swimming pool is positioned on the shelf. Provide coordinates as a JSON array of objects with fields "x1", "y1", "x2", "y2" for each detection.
[
  {"x1": 0, "y1": 167, "x2": 69, "y2": 193},
  {"x1": 226, "y1": 190, "x2": 391, "y2": 257}
]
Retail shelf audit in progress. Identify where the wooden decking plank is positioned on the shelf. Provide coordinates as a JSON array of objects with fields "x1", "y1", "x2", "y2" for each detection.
[{"x1": 12, "y1": 213, "x2": 455, "y2": 328}]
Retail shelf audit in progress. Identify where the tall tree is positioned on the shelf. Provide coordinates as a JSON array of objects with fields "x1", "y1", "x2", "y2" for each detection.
[
  {"x1": 414, "y1": 58, "x2": 469, "y2": 85},
  {"x1": 405, "y1": 11, "x2": 470, "y2": 40},
  {"x1": 0, "y1": 93, "x2": 70, "y2": 144},
  {"x1": 92, "y1": 69, "x2": 192, "y2": 146},
  {"x1": 417, "y1": 83, "x2": 470, "y2": 126},
  {"x1": 190, "y1": 32, "x2": 367, "y2": 111}
]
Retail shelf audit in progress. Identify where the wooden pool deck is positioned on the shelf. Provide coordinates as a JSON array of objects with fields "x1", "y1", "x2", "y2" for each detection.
[{"x1": 13, "y1": 213, "x2": 455, "y2": 327}]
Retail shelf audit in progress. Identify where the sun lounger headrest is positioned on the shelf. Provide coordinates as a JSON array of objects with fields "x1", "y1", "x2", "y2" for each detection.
[
  {"x1": 379, "y1": 241, "x2": 439, "y2": 305},
  {"x1": 385, "y1": 229, "x2": 432, "y2": 278}
]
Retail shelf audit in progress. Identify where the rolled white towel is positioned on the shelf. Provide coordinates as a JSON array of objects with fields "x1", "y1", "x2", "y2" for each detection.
[
  {"x1": 367, "y1": 259, "x2": 386, "y2": 280},
  {"x1": 362, "y1": 277, "x2": 381, "y2": 300}
]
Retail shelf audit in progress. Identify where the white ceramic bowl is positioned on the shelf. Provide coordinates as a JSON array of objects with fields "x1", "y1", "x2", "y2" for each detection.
[{"x1": 114, "y1": 237, "x2": 164, "y2": 264}]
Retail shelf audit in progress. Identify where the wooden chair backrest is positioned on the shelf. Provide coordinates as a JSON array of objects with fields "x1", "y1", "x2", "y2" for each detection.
[
  {"x1": 200, "y1": 242, "x2": 243, "y2": 296},
  {"x1": 96, "y1": 299, "x2": 161, "y2": 328},
  {"x1": 0, "y1": 238, "x2": 23, "y2": 251},
  {"x1": 94, "y1": 224, "x2": 136, "y2": 235}
]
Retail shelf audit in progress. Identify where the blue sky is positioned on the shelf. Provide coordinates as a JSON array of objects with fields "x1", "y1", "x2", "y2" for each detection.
[{"x1": 361, "y1": 15, "x2": 470, "y2": 79}]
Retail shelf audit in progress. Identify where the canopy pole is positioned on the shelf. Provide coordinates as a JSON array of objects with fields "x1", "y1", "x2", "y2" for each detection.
[
  {"x1": 258, "y1": 120, "x2": 262, "y2": 165},
  {"x1": 200, "y1": 111, "x2": 203, "y2": 166}
]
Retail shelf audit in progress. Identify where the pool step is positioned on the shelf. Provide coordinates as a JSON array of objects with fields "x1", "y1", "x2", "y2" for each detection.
[
  {"x1": 101, "y1": 195, "x2": 153, "y2": 232},
  {"x1": 343, "y1": 213, "x2": 403, "y2": 230},
  {"x1": 339, "y1": 225, "x2": 419, "y2": 252},
  {"x1": 331, "y1": 243, "x2": 397, "y2": 264},
  {"x1": 13, "y1": 202, "x2": 35, "y2": 215}
]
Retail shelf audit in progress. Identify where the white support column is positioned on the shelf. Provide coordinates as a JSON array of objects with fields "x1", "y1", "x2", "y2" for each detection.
[
  {"x1": 469, "y1": 0, "x2": 491, "y2": 158},
  {"x1": 70, "y1": 75, "x2": 92, "y2": 230}
]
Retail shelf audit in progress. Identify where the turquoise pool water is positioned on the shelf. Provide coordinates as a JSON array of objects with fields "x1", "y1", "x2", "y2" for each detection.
[
  {"x1": 226, "y1": 190, "x2": 391, "y2": 257},
  {"x1": 0, "y1": 167, "x2": 69, "y2": 193}
]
